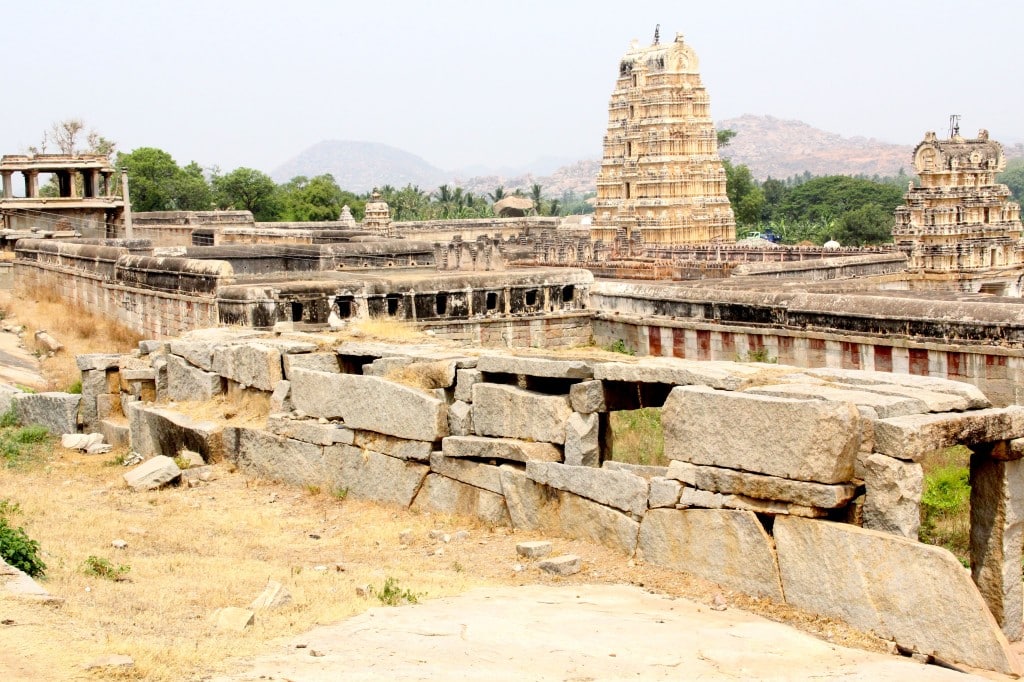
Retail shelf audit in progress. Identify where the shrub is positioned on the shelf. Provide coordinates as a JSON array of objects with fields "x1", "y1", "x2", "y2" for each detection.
[
  {"x1": 372, "y1": 577, "x2": 422, "y2": 606},
  {"x1": 0, "y1": 517, "x2": 46, "y2": 577},
  {"x1": 81, "y1": 555, "x2": 130, "y2": 581},
  {"x1": 919, "y1": 464, "x2": 970, "y2": 562},
  {"x1": 66, "y1": 379, "x2": 82, "y2": 394},
  {"x1": 606, "y1": 339, "x2": 635, "y2": 356},
  {"x1": 1, "y1": 425, "x2": 52, "y2": 467},
  {"x1": 0, "y1": 409, "x2": 17, "y2": 428}
]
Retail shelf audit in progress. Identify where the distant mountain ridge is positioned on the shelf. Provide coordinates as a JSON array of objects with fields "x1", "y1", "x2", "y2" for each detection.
[{"x1": 272, "y1": 117, "x2": 1024, "y2": 197}]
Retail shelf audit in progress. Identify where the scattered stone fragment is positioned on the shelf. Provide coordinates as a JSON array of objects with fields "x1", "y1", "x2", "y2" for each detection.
[
  {"x1": 249, "y1": 580, "x2": 292, "y2": 611},
  {"x1": 355, "y1": 585, "x2": 371, "y2": 597},
  {"x1": 399, "y1": 529, "x2": 413, "y2": 545},
  {"x1": 111, "y1": 539, "x2": 127, "y2": 550},
  {"x1": 123, "y1": 455, "x2": 181, "y2": 491},
  {"x1": 516, "y1": 541, "x2": 553, "y2": 559},
  {"x1": 211, "y1": 607, "x2": 255, "y2": 631},
  {"x1": 710, "y1": 593, "x2": 727, "y2": 611},
  {"x1": 61, "y1": 432, "x2": 105, "y2": 451},
  {"x1": 453, "y1": 530, "x2": 470, "y2": 541},
  {"x1": 538, "y1": 554, "x2": 581, "y2": 576},
  {"x1": 177, "y1": 449, "x2": 205, "y2": 467}
]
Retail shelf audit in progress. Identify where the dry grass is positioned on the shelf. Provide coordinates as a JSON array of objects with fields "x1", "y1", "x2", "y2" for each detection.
[
  {"x1": 172, "y1": 391, "x2": 270, "y2": 430},
  {"x1": 385, "y1": 360, "x2": 453, "y2": 392},
  {"x1": 0, "y1": 446, "x2": 889, "y2": 681},
  {"x1": 609, "y1": 408, "x2": 666, "y2": 466},
  {"x1": 344, "y1": 317, "x2": 428, "y2": 343},
  {"x1": 0, "y1": 287, "x2": 143, "y2": 392}
]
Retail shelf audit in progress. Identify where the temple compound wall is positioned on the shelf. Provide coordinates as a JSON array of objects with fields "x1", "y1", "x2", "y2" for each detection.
[{"x1": 69, "y1": 334, "x2": 1024, "y2": 675}]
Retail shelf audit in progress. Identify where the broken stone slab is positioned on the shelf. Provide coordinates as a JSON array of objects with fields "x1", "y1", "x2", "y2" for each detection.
[
  {"x1": 648, "y1": 477, "x2": 682, "y2": 508},
  {"x1": 500, "y1": 467, "x2": 639, "y2": 554},
  {"x1": 638, "y1": 509, "x2": 784, "y2": 600},
  {"x1": 167, "y1": 340, "x2": 218, "y2": 372},
  {"x1": 453, "y1": 368, "x2": 482, "y2": 403},
  {"x1": 569, "y1": 379, "x2": 606, "y2": 414},
  {"x1": 211, "y1": 607, "x2": 255, "y2": 631},
  {"x1": 538, "y1": 555, "x2": 581, "y2": 576},
  {"x1": 177, "y1": 449, "x2": 205, "y2": 467},
  {"x1": 601, "y1": 461, "x2": 668, "y2": 479},
  {"x1": 120, "y1": 368, "x2": 156, "y2": 382},
  {"x1": 858, "y1": 453, "x2": 923, "y2": 539},
  {"x1": 803, "y1": 368, "x2": 991, "y2": 410},
  {"x1": 662, "y1": 385, "x2": 860, "y2": 484},
  {"x1": 128, "y1": 404, "x2": 224, "y2": 461},
  {"x1": 61, "y1": 432, "x2": 105, "y2": 452},
  {"x1": 593, "y1": 357, "x2": 791, "y2": 391},
  {"x1": 123, "y1": 455, "x2": 182, "y2": 491},
  {"x1": 336, "y1": 341, "x2": 477, "y2": 368},
  {"x1": 34, "y1": 330, "x2": 62, "y2": 352},
  {"x1": 477, "y1": 354, "x2": 594, "y2": 379},
  {"x1": 76, "y1": 353, "x2": 122, "y2": 372},
  {"x1": 448, "y1": 400, "x2": 473, "y2": 437},
  {"x1": 525, "y1": 461, "x2": 649, "y2": 517},
  {"x1": 410, "y1": 474, "x2": 510, "y2": 526},
  {"x1": 666, "y1": 461, "x2": 857, "y2": 509},
  {"x1": 830, "y1": 382, "x2": 971, "y2": 413},
  {"x1": 970, "y1": 456, "x2": 1024, "y2": 642},
  {"x1": 266, "y1": 414, "x2": 351, "y2": 447},
  {"x1": 720, "y1": 494, "x2": 828, "y2": 518},
  {"x1": 181, "y1": 465, "x2": 215, "y2": 484},
  {"x1": 212, "y1": 342, "x2": 283, "y2": 391},
  {"x1": 96, "y1": 420, "x2": 129, "y2": 449},
  {"x1": 442, "y1": 435, "x2": 561, "y2": 463},
  {"x1": 563, "y1": 412, "x2": 599, "y2": 467},
  {"x1": 138, "y1": 340, "x2": 165, "y2": 355},
  {"x1": 516, "y1": 541, "x2": 553, "y2": 559},
  {"x1": 429, "y1": 453, "x2": 503, "y2": 494},
  {"x1": 677, "y1": 487, "x2": 725, "y2": 509},
  {"x1": 370, "y1": 358, "x2": 459, "y2": 389},
  {"x1": 774, "y1": 516, "x2": 1022, "y2": 675},
  {"x1": 229, "y1": 428, "x2": 327, "y2": 487},
  {"x1": 166, "y1": 354, "x2": 223, "y2": 402},
  {"x1": 873, "y1": 407, "x2": 1024, "y2": 461},
  {"x1": 352, "y1": 430, "x2": 432, "y2": 461},
  {"x1": 290, "y1": 369, "x2": 447, "y2": 442},
  {"x1": 744, "y1": 383, "x2": 929, "y2": 420},
  {"x1": 323, "y1": 445, "x2": 428, "y2": 507},
  {"x1": 472, "y1": 383, "x2": 572, "y2": 444},
  {"x1": 269, "y1": 380, "x2": 292, "y2": 413},
  {"x1": 12, "y1": 392, "x2": 80, "y2": 435},
  {"x1": 0, "y1": 557, "x2": 62, "y2": 603},
  {"x1": 282, "y1": 351, "x2": 341, "y2": 378},
  {"x1": 249, "y1": 580, "x2": 293, "y2": 611}
]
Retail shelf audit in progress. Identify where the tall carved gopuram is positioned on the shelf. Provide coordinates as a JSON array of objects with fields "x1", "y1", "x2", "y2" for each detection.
[
  {"x1": 893, "y1": 128, "x2": 1024, "y2": 274},
  {"x1": 591, "y1": 31, "x2": 735, "y2": 250}
]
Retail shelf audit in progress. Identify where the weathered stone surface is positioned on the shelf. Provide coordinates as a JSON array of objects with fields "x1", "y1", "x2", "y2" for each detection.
[
  {"x1": 666, "y1": 461, "x2": 857, "y2": 509},
  {"x1": 291, "y1": 369, "x2": 447, "y2": 441},
  {"x1": 601, "y1": 461, "x2": 668, "y2": 478},
  {"x1": 129, "y1": 404, "x2": 224, "y2": 461},
  {"x1": 526, "y1": 461, "x2": 648, "y2": 516},
  {"x1": 76, "y1": 353, "x2": 122, "y2": 371},
  {"x1": 166, "y1": 354, "x2": 223, "y2": 402},
  {"x1": 168, "y1": 340, "x2": 217, "y2": 371},
  {"x1": 249, "y1": 580, "x2": 292, "y2": 611},
  {"x1": 873, "y1": 407, "x2": 1024, "y2": 461},
  {"x1": 0, "y1": 556, "x2": 62, "y2": 603},
  {"x1": 720, "y1": 494, "x2": 827, "y2": 518},
  {"x1": 448, "y1": 400, "x2": 473, "y2": 437},
  {"x1": 804, "y1": 368, "x2": 991, "y2": 409},
  {"x1": 970, "y1": 456, "x2": 1024, "y2": 642},
  {"x1": 516, "y1": 541, "x2": 553, "y2": 559},
  {"x1": 121, "y1": 368, "x2": 155, "y2": 382},
  {"x1": 429, "y1": 453, "x2": 503, "y2": 494},
  {"x1": 282, "y1": 352, "x2": 340, "y2": 378},
  {"x1": 269, "y1": 380, "x2": 292, "y2": 413},
  {"x1": 230, "y1": 428, "x2": 326, "y2": 486},
  {"x1": 774, "y1": 516, "x2": 1021, "y2": 675},
  {"x1": 454, "y1": 368, "x2": 482, "y2": 403},
  {"x1": 648, "y1": 477, "x2": 682, "y2": 508},
  {"x1": 363, "y1": 356, "x2": 413, "y2": 378},
  {"x1": 97, "y1": 419, "x2": 130, "y2": 449},
  {"x1": 569, "y1": 380, "x2": 606, "y2": 414},
  {"x1": 96, "y1": 394, "x2": 119, "y2": 420},
  {"x1": 744, "y1": 383, "x2": 928, "y2": 419},
  {"x1": 538, "y1": 555, "x2": 581, "y2": 576},
  {"x1": 352, "y1": 430, "x2": 432, "y2": 461},
  {"x1": 638, "y1": 509, "x2": 784, "y2": 600},
  {"x1": 212, "y1": 607, "x2": 255, "y2": 631},
  {"x1": 266, "y1": 414, "x2": 349, "y2": 447},
  {"x1": 12, "y1": 392, "x2": 80, "y2": 435},
  {"x1": 594, "y1": 358, "x2": 790, "y2": 391},
  {"x1": 564, "y1": 412, "x2": 599, "y2": 467},
  {"x1": 138, "y1": 340, "x2": 165, "y2": 355},
  {"x1": 324, "y1": 444, "x2": 428, "y2": 507},
  {"x1": 663, "y1": 386, "x2": 860, "y2": 484},
  {"x1": 858, "y1": 453, "x2": 923, "y2": 539},
  {"x1": 123, "y1": 455, "x2": 182, "y2": 491},
  {"x1": 477, "y1": 354, "x2": 593, "y2": 379},
  {"x1": 212, "y1": 343, "x2": 283, "y2": 391},
  {"x1": 831, "y1": 382, "x2": 970, "y2": 413},
  {"x1": 677, "y1": 487, "x2": 724, "y2": 509},
  {"x1": 500, "y1": 467, "x2": 639, "y2": 554},
  {"x1": 411, "y1": 474, "x2": 510, "y2": 526},
  {"x1": 442, "y1": 435, "x2": 561, "y2": 463},
  {"x1": 473, "y1": 383, "x2": 572, "y2": 444}
]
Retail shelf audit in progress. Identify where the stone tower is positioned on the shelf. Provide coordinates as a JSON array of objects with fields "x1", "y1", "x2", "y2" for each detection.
[
  {"x1": 362, "y1": 189, "x2": 394, "y2": 237},
  {"x1": 893, "y1": 128, "x2": 1024, "y2": 274},
  {"x1": 591, "y1": 31, "x2": 735, "y2": 250}
]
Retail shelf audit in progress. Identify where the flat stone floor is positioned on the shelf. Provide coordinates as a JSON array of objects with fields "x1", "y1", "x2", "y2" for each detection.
[{"x1": 212, "y1": 584, "x2": 986, "y2": 681}]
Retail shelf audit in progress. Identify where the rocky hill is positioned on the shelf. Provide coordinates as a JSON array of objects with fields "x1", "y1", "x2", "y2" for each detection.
[{"x1": 271, "y1": 141, "x2": 450, "y2": 193}]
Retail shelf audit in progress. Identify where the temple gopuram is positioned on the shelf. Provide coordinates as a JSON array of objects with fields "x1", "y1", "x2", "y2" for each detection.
[{"x1": 591, "y1": 29, "x2": 735, "y2": 251}]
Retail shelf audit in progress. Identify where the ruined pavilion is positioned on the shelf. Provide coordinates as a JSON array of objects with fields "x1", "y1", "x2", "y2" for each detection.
[{"x1": 591, "y1": 30, "x2": 736, "y2": 251}]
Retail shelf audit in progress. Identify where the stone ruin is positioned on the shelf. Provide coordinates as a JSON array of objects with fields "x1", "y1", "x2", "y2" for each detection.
[{"x1": 15, "y1": 329, "x2": 1020, "y2": 674}]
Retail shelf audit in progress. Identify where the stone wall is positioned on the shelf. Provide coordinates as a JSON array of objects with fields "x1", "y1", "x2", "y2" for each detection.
[{"x1": 81, "y1": 332, "x2": 1024, "y2": 674}]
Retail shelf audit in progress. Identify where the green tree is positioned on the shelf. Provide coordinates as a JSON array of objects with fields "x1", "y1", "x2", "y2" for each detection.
[
  {"x1": 716, "y1": 129, "x2": 737, "y2": 149},
  {"x1": 833, "y1": 204, "x2": 894, "y2": 246},
  {"x1": 117, "y1": 147, "x2": 212, "y2": 212},
  {"x1": 488, "y1": 186, "x2": 506, "y2": 203},
  {"x1": 998, "y1": 158, "x2": 1024, "y2": 203},
  {"x1": 212, "y1": 167, "x2": 279, "y2": 220},
  {"x1": 277, "y1": 174, "x2": 352, "y2": 221},
  {"x1": 777, "y1": 176, "x2": 903, "y2": 225},
  {"x1": 723, "y1": 159, "x2": 764, "y2": 227}
]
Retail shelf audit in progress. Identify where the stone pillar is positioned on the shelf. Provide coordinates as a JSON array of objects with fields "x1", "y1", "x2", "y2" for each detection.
[
  {"x1": 83, "y1": 169, "x2": 98, "y2": 198},
  {"x1": 67, "y1": 170, "x2": 78, "y2": 198},
  {"x1": 970, "y1": 444, "x2": 1024, "y2": 641},
  {"x1": 24, "y1": 170, "x2": 38, "y2": 198},
  {"x1": 1, "y1": 171, "x2": 11, "y2": 198}
]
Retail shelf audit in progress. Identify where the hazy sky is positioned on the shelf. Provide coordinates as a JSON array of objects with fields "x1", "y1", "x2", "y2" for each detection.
[{"x1": 5, "y1": 0, "x2": 1022, "y2": 175}]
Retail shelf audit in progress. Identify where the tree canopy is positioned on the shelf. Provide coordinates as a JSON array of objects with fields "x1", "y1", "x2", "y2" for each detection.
[{"x1": 117, "y1": 147, "x2": 211, "y2": 212}]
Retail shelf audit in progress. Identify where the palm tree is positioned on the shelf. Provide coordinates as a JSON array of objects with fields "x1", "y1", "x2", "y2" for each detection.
[{"x1": 488, "y1": 186, "x2": 506, "y2": 203}]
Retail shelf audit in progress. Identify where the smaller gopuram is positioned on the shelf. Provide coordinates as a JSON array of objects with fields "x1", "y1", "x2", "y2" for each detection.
[
  {"x1": 591, "y1": 29, "x2": 735, "y2": 251},
  {"x1": 893, "y1": 126, "x2": 1024, "y2": 279},
  {"x1": 362, "y1": 189, "x2": 394, "y2": 237},
  {"x1": 0, "y1": 154, "x2": 124, "y2": 236}
]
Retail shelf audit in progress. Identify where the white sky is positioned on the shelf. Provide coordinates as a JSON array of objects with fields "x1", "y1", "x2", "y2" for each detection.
[{"x1": 4, "y1": 0, "x2": 1022, "y2": 175}]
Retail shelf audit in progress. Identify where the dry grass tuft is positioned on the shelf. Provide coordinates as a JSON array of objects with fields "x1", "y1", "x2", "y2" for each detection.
[
  {"x1": 0, "y1": 287, "x2": 143, "y2": 391},
  {"x1": 172, "y1": 391, "x2": 270, "y2": 429},
  {"x1": 609, "y1": 408, "x2": 666, "y2": 467},
  {"x1": 385, "y1": 360, "x2": 452, "y2": 392},
  {"x1": 345, "y1": 317, "x2": 428, "y2": 342}
]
